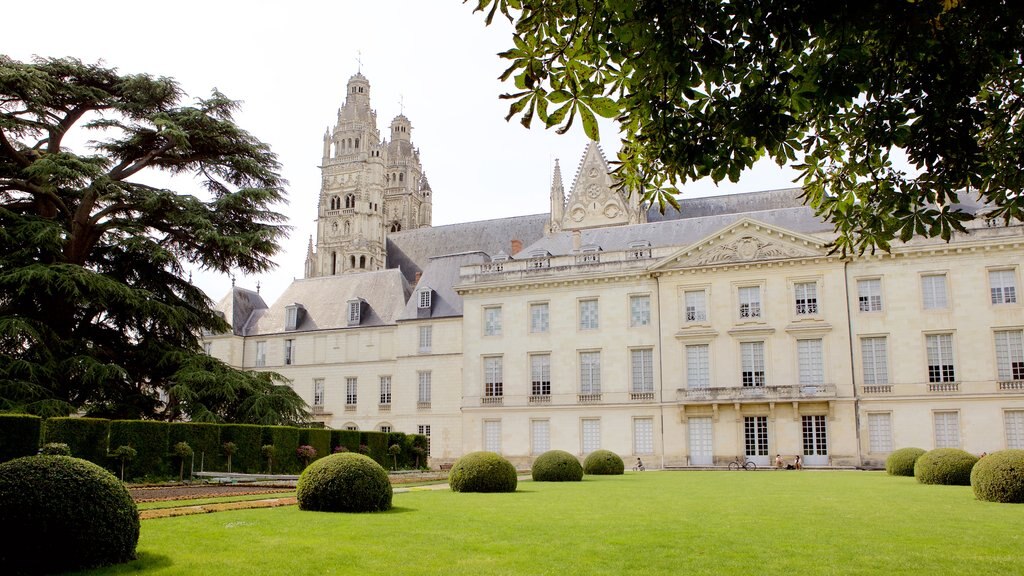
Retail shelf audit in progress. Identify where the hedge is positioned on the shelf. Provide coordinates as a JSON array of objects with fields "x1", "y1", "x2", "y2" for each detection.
[
  {"x1": 331, "y1": 429, "x2": 361, "y2": 454},
  {"x1": 299, "y1": 428, "x2": 332, "y2": 464},
  {"x1": 362, "y1": 431, "x2": 390, "y2": 466},
  {"x1": 885, "y1": 447, "x2": 926, "y2": 477},
  {"x1": 0, "y1": 414, "x2": 42, "y2": 462},
  {"x1": 297, "y1": 453, "x2": 392, "y2": 512},
  {"x1": 109, "y1": 420, "x2": 169, "y2": 480},
  {"x1": 263, "y1": 426, "x2": 301, "y2": 474},
  {"x1": 220, "y1": 424, "x2": 263, "y2": 473},
  {"x1": 583, "y1": 450, "x2": 625, "y2": 475},
  {"x1": 914, "y1": 448, "x2": 979, "y2": 486},
  {"x1": 44, "y1": 417, "x2": 111, "y2": 466},
  {"x1": 971, "y1": 450, "x2": 1024, "y2": 503},
  {"x1": 168, "y1": 423, "x2": 221, "y2": 473},
  {"x1": 449, "y1": 451, "x2": 518, "y2": 493}
]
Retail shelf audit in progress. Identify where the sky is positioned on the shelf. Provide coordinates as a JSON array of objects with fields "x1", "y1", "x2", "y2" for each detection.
[{"x1": 7, "y1": 1, "x2": 801, "y2": 304}]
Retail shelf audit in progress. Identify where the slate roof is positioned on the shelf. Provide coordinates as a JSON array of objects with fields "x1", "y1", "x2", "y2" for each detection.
[
  {"x1": 214, "y1": 287, "x2": 267, "y2": 336},
  {"x1": 398, "y1": 251, "x2": 491, "y2": 321},
  {"x1": 244, "y1": 269, "x2": 410, "y2": 335}
]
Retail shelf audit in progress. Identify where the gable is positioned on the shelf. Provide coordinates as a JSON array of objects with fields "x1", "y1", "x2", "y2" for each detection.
[
  {"x1": 559, "y1": 142, "x2": 643, "y2": 231},
  {"x1": 650, "y1": 218, "x2": 830, "y2": 271}
]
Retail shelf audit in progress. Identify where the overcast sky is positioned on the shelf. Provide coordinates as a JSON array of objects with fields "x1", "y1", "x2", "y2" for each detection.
[{"x1": 7, "y1": 1, "x2": 801, "y2": 304}]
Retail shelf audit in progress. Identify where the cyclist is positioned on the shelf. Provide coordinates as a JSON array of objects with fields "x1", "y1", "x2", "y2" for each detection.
[{"x1": 633, "y1": 457, "x2": 645, "y2": 471}]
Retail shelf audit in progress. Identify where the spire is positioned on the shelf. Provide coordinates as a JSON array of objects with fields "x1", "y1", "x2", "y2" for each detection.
[
  {"x1": 420, "y1": 172, "x2": 431, "y2": 192},
  {"x1": 548, "y1": 159, "x2": 565, "y2": 234},
  {"x1": 304, "y1": 235, "x2": 317, "y2": 278}
]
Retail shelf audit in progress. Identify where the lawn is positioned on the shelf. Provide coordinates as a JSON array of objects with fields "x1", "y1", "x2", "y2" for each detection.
[{"x1": 80, "y1": 471, "x2": 1021, "y2": 575}]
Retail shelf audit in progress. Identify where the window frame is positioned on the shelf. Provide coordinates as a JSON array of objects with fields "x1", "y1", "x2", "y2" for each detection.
[
  {"x1": 530, "y1": 353, "x2": 552, "y2": 396},
  {"x1": 483, "y1": 356, "x2": 503, "y2": 397},
  {"x1": 529, "y1": 302, "x2": 550, "y2": 334},
  {"x1": 737, "y1": 285, "x2": 763, "y2": 320},
  {"x1": 578, "y1": 298, "x2": 599, "y2": 331},
  {"x1": 629, "y1": 294, "x2": 652, "y2": 327},
  {"x1": 989, "y1": 268, "x2": 1018, "y2": 305},
  {"x1": 630, "y1": 347, "x2": 655, "y2": 393},
  {"x1": 483, "y1": 306, "x2": 503, "y2": 337},
  {"x1": 857, "y1": 278, "x2": 883, "y2": 313},
  {"x1": 345, "y1": 377, "x2": 358, "y2": 406},
  {"x1": 926, "y1": 333, "x2": 956, "y2": 383},
  {"x1": 921, "y1": 273, "x2": 949, "y2": 310},
  {"x1": 579, "y1": 350, "x2": 602, "y2": 394}
]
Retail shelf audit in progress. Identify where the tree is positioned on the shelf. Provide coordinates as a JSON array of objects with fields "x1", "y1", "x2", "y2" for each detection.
[
  {"x1": 474, "y1": 1, "x2": 1024, "y2": 253},
  {"x1": 0, "y1": 56, "x2": 307, "y2": 424}
]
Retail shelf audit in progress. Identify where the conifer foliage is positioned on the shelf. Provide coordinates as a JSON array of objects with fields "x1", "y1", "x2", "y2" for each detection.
[{"x1": 0, "y1": 56, "x2": 306, "y2": 423}]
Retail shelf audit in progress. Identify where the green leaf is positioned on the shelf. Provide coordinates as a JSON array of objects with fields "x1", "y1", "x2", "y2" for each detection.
[{"x1": 578, "y1": 102, "x2": 599, "y2": 140}]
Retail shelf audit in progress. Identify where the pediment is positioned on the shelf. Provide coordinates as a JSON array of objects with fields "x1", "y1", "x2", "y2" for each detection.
[
  {"x1": 559, "y1": 141, "x2": 641, "y2": 230},
  {"x1": 650, "y1": 218, "x2": 830, "y2": 271}
]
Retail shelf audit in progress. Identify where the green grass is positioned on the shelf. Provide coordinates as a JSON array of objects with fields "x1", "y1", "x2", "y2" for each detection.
[{"x1": 79, "y1": 471, "x2": 1022, "y2": 575}]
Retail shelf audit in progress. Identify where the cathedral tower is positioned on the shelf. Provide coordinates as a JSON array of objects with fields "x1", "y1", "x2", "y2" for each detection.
[{"x1": 384, "y1": 114, "x2": 431, "y2": 232}]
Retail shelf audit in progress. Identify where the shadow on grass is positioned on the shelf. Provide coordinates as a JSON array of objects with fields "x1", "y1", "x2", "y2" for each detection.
[
  {"x1": 95, "y1": 551, "x2": 174, "y2": 574},
  {"x1": 383, "y1": 506, "x2": 416, "y2": 514}
]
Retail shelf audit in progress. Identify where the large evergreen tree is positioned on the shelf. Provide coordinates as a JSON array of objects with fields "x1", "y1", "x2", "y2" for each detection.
[
  {"x1": 474, "y1": 0, "x2": 1024, "y2": 253},
  {"x1": 0, "y1": 56, "x2": 307, "y2": 424}
]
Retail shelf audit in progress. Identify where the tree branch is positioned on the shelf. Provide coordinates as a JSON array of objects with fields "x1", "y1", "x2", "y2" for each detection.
[{"x1": 0, "y1": 129, "x2": 32, "y2": 168}]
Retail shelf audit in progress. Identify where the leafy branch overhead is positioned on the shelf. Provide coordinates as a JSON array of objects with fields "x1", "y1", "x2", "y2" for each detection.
[
  {"x1": 0, "y1": 56, "x2": 306, "y2": 424},
  {"x1": 473, "y1": 0, "x2": 1024, "y2": 253}
]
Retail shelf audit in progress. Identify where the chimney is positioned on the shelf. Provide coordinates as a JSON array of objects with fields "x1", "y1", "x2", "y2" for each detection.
[
  {"x1": 510, "y1": 239, "x2": 523, "y2": 256},
  {"x1": 572, "y1": 230, "x2": 582, "y2": 251},
  {"x1": 414, "y1": 271, "x2": 422, "y2": 284}
]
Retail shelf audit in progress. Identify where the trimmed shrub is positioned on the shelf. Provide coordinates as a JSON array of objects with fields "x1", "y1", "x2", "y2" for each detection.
[
  {"x1": 168, "y1": 422, "x2": 220, "y2": 471},
  {"x1": 263, "y1": 426, "x2": 301, "y2": 473},
  {"x1": 583, "y1": 450, "x2": 625, "y2": 475},
  {"x1": 44, "y1": 417, "x2": 110, "y2": 465},
  {"x1": 299, "y1": 428, "x2": 332, "y2": 464},
  {"x1": 296, "y1": 453, "x2": 392, "y2": 512},
  {"x1": 331, "y1": 429, "x2": 361, "y2": 454},
  {"x1": 109, "y1": 420, "x2": 169, "y2": 480},
  {"x1": 0, "y1": 414, "x2": 42, "y2": 462},
  {"x1": 362, "y1": 431, "x2": 390, "y2": 466},
  {"x1": 971, "y1": 449, "x2": 1024, "y2": 503},
  {"x1": 886, "y1": 447, "x2": 927, "y2": 476},
  {"x1": 0, "y1": 455, "x2": 139, "y2": 573},
  {"x1": 914, "y1": 448, "x2": 979, "y2": 486},
  {"x1": 40, "y1": 442, "x2": 72, "y2": 456},
  {"x1": 449, "y1": 451, "x2": 518, "y2": 493},
  {"x1": 220, "y1": 424, "x2": 263, "y2": 473},
  {"x1": 532, "y1": 450, "x2": 584, "y2": 482}
]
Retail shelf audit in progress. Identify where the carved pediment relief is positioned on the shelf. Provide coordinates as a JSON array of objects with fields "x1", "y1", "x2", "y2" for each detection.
[
  {"x1": 693, "y1": 235, "x2": 816, "y2": 265},
  {"x1": 650, "y1": 218, "x2": 831, "y2": 271}
]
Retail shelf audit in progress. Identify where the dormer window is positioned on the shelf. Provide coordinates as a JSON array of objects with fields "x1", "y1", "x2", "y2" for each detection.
[
  {"x1": 348, "y1": 299, "x2": 363, "y2": 326},
  {"x1": 418, "y1": 288, "x2": 433, "y2": 309},
  {"x1": 627, "y1": 240, "x2": 652, "y2": 260},
  {"x1": 285, "y1": 304, "x2": 305, "y2": 331}
]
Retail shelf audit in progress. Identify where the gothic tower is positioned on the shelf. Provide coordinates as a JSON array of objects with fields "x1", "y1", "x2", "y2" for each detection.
[
  {"x1": 308, "y1": 73, "x2": 388, "y2": 276},
  {"x1": 383, "y1": 114, "x2": 431, "y2": 232}
]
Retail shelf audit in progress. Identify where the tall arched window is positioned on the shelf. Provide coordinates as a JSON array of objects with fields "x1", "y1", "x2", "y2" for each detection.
[
  {"x1": 399, "y1": 173, "x2": 404, "y2": 182},
  {"x1": 359, "y1": 256, "x2": 366, "y2": 269},
  {"x1": 344, "y1": 221, "x2": 351, "y2": 235},
  {"x1": 345, "y1": 194, "x2": 355, "y2": 209},
  {"x1": 354, "y1": 138, "x2": 359, "y2": 149},
  {"x1": 331, "y1": 251, "x2": 337, "y2": 275}
]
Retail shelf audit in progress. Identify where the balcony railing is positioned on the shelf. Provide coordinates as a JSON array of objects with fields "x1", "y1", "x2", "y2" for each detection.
[
  {"x1": 677, "y1": 384, "x2": 836, "y2": 402},
  {"x1": 529, "y1": 395, "x2": 551, "y2": 404},
  {"x1": 578, "y1": 393, "x2": 603, "y2": 403},
  {"x1": 344, "y1": 404, "x2": 356, "y2": 412},
  {"x1": 630, "y1": 391, "x2": 655, "y2": 401},
  {"x1": 378, "y1": 403, "x2": 391, "y2": 412},
  {"x1": 999, "y1": 380, "x2": 1024, "y2": 390},
  {"x1": 861, "y1": 385, "x2": 893, "y2": 394},
  {"x1": 417, "y1": 401, "x2": 432, "y2": 409},
  {"x1": 481, "y1": 396, "x2": 504, "y2": 406},
  {"x1": 927, "y1": 382, "x2": 959, "y2": 392},
  {"x1": 311, "y1": 406, "x2": 328, "y2": 415}
]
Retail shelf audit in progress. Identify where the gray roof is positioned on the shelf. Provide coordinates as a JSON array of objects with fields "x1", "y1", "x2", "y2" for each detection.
[
  {"x1": 646, "y1": 187, "x2": 807, "y2": 222},
  {"x1": 519, "y1": 205, "x2": 834, "y2": 257},
  {"x1": 214, "y1": 287, "x2": 268, "y2": 336},
  {"x1": 245, "y1": 269, "x2": 411, "y2": 335},
  {"x1": 386, "y1": 213, "x2": 549, "y2": 282},
  {"x1": 398, "y1": 251, "x2": 491, "y2": 321}
]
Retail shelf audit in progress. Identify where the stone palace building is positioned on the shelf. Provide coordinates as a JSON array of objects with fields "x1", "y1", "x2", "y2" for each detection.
[{"x1": 205, "y1": 72, "x2": 1024, "y2": 468}]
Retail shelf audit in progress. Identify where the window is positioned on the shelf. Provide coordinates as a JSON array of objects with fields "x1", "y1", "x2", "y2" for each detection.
[
  {"x1": 1006, "y1": 411, "x2": 1024, "y2": 449},
  {"x1": 744, "y1": 416, "x2": 769, "y2": 457},
  {"x1": 685, "y1": 290, "x2": 707, "y2": 322},
  {"x1": 418, "y1": 325, "x2": 432, "y2": 353},
  {"x1": 934, "y1": 411, "x2": 960, "y2": 448},
  {"x1": 284, "y1": 339, "x2": 295, "y2": 365},
  {"x1": 738, "y1": 286, "x2": 762, "y2": 319},
  {"x1": 285, "y1": 304, "x2": 304, "y2": 331},
  {"x1": 861, "y1": 337, "x2": 889, "y2": 385},
  {"x1": 579, "y1": 299, "x2": 599, "y2": 330},
  {"x1": 802, "y1": 415, "x2": 828, "y2": 457},
  {"x1": 858, "y1": 279, "x2": 883, "y2": 312},
  {"x1": 484, "y1": 357, "x2": 503, "y2": 397},
  {"x1": 797, "y1": 339, "x2": 824, "y2": 386},
  {"x1": 530, "y1": 302, "x2": 549, "y2": 333},
  {"x1": 631, "y1": 348, "x2": 654, "y2": 393},
  {"x1": 741, "y1": 341, "x2": 766, "y2": 387},
  {"x1": 990, "y1": 269, "x2": 1018, "y2": 304},
  {"x1": 634, "y1": 418, "x2": 654, "y2": 455},
  {"x1": 926, "y1": 334, "x2": 956, "y2": 383},
  {"x1": 379, "y1": 376, "x2": 392, "y2": 405},
  {"x1": 202, "y1": 341, "x2": 212, "y2": 355},
  {"x1": 531, "y1": 420, "x2": 550, "y2": 454},
  {"x1": 868, "y1": 413, "x2": 893, "y2": 453},
  {"x1": 347, "y1": 299, "x2": 362, "y2": 326},
  {"x1": 483, "y1": 420, "x2": 501, "y2": 452},
  {"x1": 345, "y1": 377, "x2": 357, "y2": 406},
  {"x1": 379, "y1": 424, "x2": 392, "y2": 433},
  {"x1": 255, "y1": 341, "x2": 267, "y2": 367},
  {"x1": 794, "y1": 282, "x2": 818, "y2": 315},
  {"x1": 686, "y1": 344, "x2": 710, "y2": 388},
  {"x1": 418, "y1": 424, "x2": 431, "y2": 437},
  {"x1": 579, "y1": 351, "x2": 601, "y2": 394},
  {"x1": 921, "y1": 274, "x2": 948, "y2": 309},
  {"x1": 344, "y1": 423, "x2": 358, "y2": 431},
  {"x1": 418, "y1": 371, "x2": 432, "y2": 404},
  {"x1": 630, "y1": 295, "x2": 651, "y2": 327},
  {"x1": 582, "y1": 419, "x2": 601, "y2": 454},
  {"x1": 313, "y1": 378, "x2": 325, "y2": 407},
  {"x1": 417, "y1": 288, "x2": 432, "y2": 309},
  {"x1": 484, "y1": 306, "x2": 502, "y2": 336},
  {"x1": 994, "y1": 330, "x2": 1024, "y2": 381},
  {"x1": 531, "y1": 354, "x2": 551, "y2": 396}
]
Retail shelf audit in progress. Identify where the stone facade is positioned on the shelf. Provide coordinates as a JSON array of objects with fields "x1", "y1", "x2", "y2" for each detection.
[{"x1": 206, "y1": 71, "x2": 1024, "y2": 468}]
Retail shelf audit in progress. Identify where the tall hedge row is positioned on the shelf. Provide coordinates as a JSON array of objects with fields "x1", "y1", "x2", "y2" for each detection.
[
  {"x1": 44, "y1": 417, "x2": 111, "y2": 465},
  {"x1": 109, "y1": 420, "x2": 169, "y2": 479},
  {"x1": 0, "y1": 414, "x2": 42, "y2": 462},
  {"x1": 168, "y1": 423, "x2": 221, "y2": 472},
  {"x1": 299, "y1": 428, "x2": 332, "y2": 463},
  {"x1": 362, "y1": 431, "x2": 390, "y2": 466},
  {"x1": 220, "y1": 424, "x2": 264, "y2": 473},
  {"x1": 264, "y1": 426, "x2": 301, "y2": 474},
  {"x1": 331, "y1": 430, "x2": 361, "y2": 453}
]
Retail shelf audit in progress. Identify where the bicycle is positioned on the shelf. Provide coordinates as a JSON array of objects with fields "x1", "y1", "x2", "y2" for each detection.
[{"x1": 728, "y1": 458, "x2": 757, "y2": 471}]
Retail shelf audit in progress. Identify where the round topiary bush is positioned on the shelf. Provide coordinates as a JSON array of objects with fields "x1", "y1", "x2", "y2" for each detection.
[
  {"x1": 914, "y1": 448, "x2": 979, "y2": 485},
  {"x1": 583, "y1": 449, "x2": 624, "y2": 475},
  {"x1": 531, "y1": 450, "x2": 584, "y2": 482},
  {"x1": 971, "y1": 449, "x2": 1024, "y2": 503},
  {"x1": 0, "y1": 455, "x2": 139, "y2": 573},
  {"x1": 297, "y1": 452, "x2": 392, "y2": 512},
  {"x1": 449, "y1": 451, "x2": 518, "y2": 493},
  {"x1": 885, "y1": 447, "x2": 926, "y2": 476}
]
